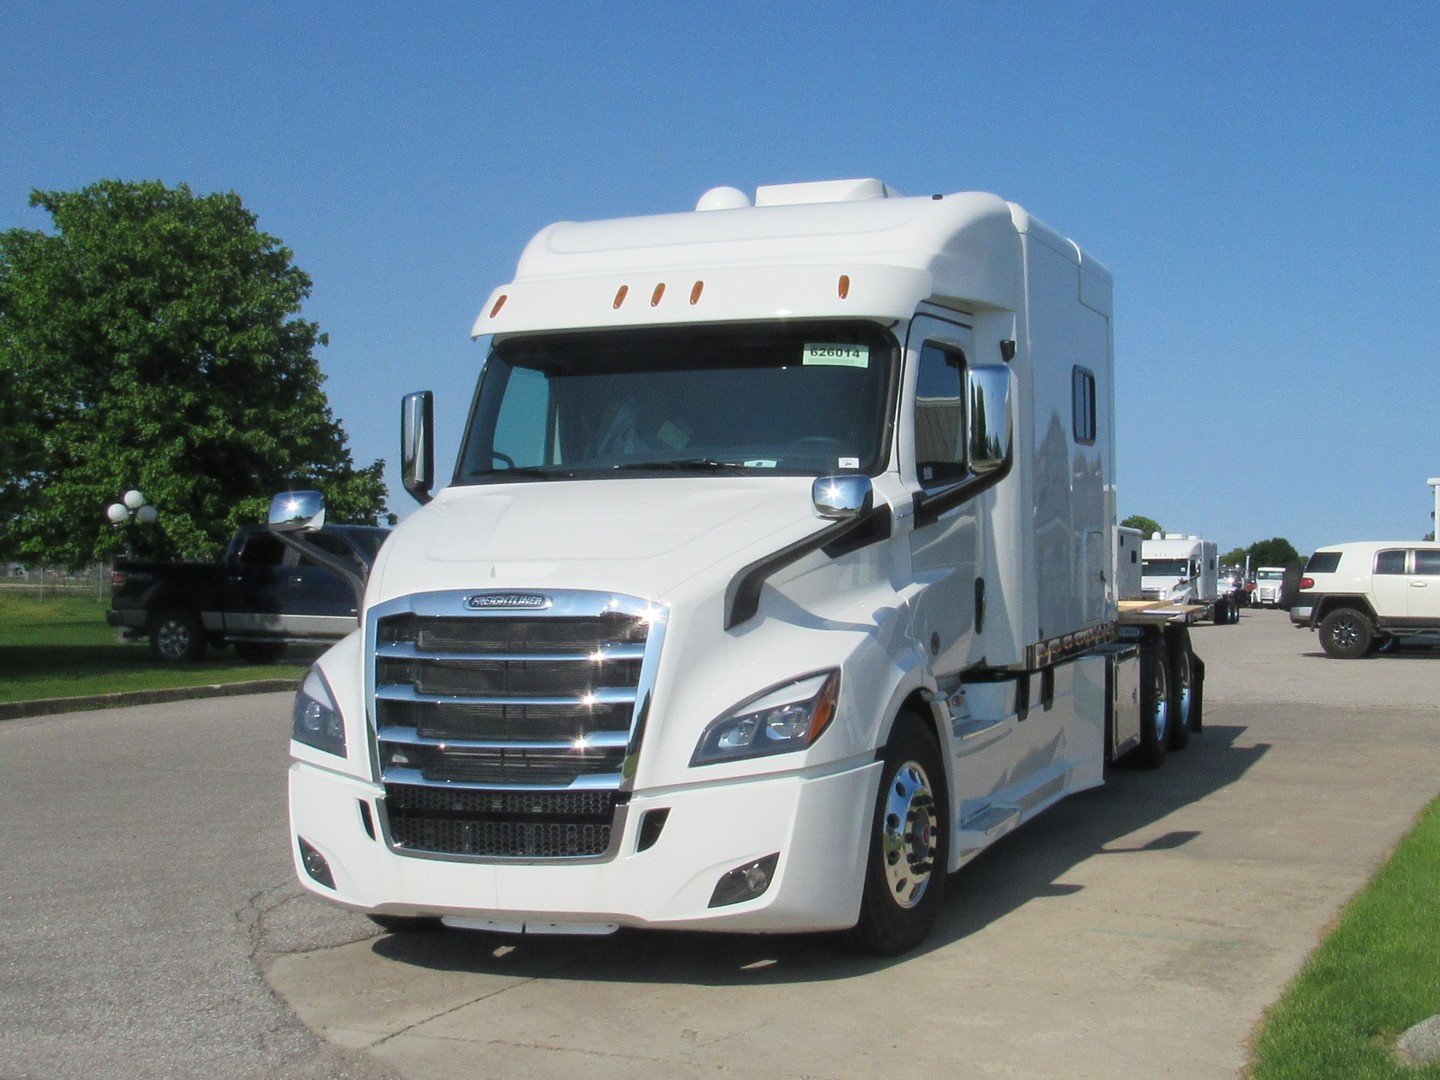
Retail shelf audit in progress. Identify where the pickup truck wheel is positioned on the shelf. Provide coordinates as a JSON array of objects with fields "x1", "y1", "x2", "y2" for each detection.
[
  {"x1": 1319, "y1": 608, "x2": 1372, "y2": 659},
  {"x1": 234, "y1": 641, "x2": 288, "y2": 664},
  {"x1": 845, "y1": 713, "x2": 949, "y2": 956},
  {"x1": 1133, "y1": 636, "x2": 1170, "y2": 768},
  {"x1": 149, "y1": 608, "x2": 207, "y2": 663}
]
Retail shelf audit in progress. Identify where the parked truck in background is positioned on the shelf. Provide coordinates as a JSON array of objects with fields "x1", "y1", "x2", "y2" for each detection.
[
  {"x1": 272, "y1": 179, "x2": 1206, "y2": 955},
  {"x1": 1140, "y1": 534, "x2": 1238, "y2": 624},
  {"x1": 108, "y1": 524, "x2": 389, "y2": 662},
  {"x1": 1253, "y1": 566, "x2": 1288, "y2": 608}
]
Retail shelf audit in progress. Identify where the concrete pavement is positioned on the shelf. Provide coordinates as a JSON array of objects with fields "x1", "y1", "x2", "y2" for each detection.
[{"x1": 258, "y1": 610, "x2": 1440, "y2": 1079}]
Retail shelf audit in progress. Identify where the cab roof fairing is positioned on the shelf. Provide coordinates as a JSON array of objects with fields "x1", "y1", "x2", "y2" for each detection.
[{"x1": 471, "y1": 190, "x2": 1042, "y2": 339}]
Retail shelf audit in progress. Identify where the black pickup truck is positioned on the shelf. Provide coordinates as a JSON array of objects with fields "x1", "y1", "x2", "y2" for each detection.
[{"x1": 107, "y1": 523, "x2": 389, "y2": 662}]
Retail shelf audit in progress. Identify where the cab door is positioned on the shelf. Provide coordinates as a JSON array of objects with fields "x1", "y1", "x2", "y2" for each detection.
[
  {"x1": 903, "y1": 314, "x2": 980, "y2": 676},
  {"x1": 1406, "y1": 549, "x2": 1440, "y2": 620},
  {"x1": 1369, "y1": 548, "x2": 1410, "y2": 621}
]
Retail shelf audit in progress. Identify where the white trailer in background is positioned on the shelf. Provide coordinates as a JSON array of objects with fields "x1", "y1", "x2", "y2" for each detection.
[{"x1": 272, "y1": 178, "x2": 1208, "y2": 955}]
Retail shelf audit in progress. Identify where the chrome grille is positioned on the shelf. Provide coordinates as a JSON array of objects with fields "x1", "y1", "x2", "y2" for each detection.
[{"x1": 369, "y1": 590, "x2": 663, "y2": 861}]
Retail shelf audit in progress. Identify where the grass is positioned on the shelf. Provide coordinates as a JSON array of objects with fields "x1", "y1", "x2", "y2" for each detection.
[
  {"x1": 1249, "y1": 791, "x2": 1440, "y2": 1078},
  {"x1": 0, "y1": 591, "x2": 316, "y2": 704}
]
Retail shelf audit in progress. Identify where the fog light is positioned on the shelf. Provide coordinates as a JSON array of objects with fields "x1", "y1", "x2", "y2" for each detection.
[
  {"x1": 298, "y1": 836, "x2": 336, "y2": 889},
  {"x1": 708, "y1": 853, "x2": 780, "y2": 908}
]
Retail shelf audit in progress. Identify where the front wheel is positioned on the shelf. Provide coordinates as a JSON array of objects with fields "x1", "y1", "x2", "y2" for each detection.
[
  {"x1": 845, "y1": 714, "x2": 949, "y2": 956},
  {"x1": 149, "y1": 608, "x2": 207, "y2": 663},
  {"x1": 1319, "y1": 608, "x2": 1372, "y2": 659}
]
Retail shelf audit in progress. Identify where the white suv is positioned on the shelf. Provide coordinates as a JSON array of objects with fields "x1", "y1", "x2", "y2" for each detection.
[{"x1": 1291, "y1": 541, "x2": 1440, "y2": 658}]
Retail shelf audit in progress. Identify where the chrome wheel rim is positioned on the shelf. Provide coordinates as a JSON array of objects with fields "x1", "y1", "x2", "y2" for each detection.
[{"x1": 880, "y1": 761, "x2": 939, "y2": 909}]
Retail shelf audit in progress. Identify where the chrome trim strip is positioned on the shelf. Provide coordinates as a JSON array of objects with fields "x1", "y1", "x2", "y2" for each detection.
[{"x1": 376, "y1": 727, "x2": 631, "y2": 751}]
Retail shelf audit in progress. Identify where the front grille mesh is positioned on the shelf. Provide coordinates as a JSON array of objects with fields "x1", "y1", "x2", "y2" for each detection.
[
  {"x1": 372, "y1": 596, "x2": 655, "y2": 860},
  {"x1": 386, "y1": 783, "x2": 620, "y2": 858}
]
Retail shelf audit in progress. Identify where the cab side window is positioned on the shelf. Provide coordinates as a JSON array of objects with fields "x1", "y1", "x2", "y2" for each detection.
[
  {"x1": 1375, "y1": 549, "x2": 1407, "y2": 574},
  {"x1": 1414, "y1": 550, "x2": 1440, "y2": 575},
  {"x1": 237, "y1": 533, "x2": 285, "y2": 567},
  {"x1": 914, "y1": 342, "x2": 967, "y2": 489}
]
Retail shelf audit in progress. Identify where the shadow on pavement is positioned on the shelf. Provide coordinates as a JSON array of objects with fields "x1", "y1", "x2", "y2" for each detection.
[{"x1": 369, "y1": 723, "x2": 1268, "y2": 985}]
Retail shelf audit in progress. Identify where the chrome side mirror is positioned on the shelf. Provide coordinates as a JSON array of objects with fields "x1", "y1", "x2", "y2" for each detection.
[
  {"x1": 268, "y1": 490, "x2": 326, "y2": 533},
  {"x1": 267, "y1": 490, "x2": 368, "y2": 609},
  {"x1": 402, "y1": 390, "x2": 435, "y2": 505},
  {"x1": 812, "y1": 474, "x2": 873, "y2": 519},
  {"x1": 965, "y1": 365, "x2": 1013, "y2": 474}
]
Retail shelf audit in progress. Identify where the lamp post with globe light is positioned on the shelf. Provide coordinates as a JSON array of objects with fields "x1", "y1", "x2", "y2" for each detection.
[{"x1": 106, "y1": 490, "x2": 158, "y2": 558}]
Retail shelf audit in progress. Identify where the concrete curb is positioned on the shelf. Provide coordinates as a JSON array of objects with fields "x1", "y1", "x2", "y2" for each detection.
[{"x1": 0, "y1": 679, "x2": 301, "y2": 721}]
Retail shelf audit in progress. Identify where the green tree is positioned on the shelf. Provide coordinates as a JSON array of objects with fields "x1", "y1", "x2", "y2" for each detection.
[
  {"x1": 1248, "y1": 537, "x2": 1301, "y2": 566},
  {"x1": 0, "y1": 179, "x2": 389, "y2": 566},
  {"x1": 1121, "y1": 514, "x2": 1162, "y2": 538},
  {"x1": 1220, "y1": 547, "x2": 1248, "y2": 566}
]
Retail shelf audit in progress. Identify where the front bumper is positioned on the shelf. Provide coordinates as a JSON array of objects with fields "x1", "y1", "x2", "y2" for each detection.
[{"x1": 289, "y1": 757, "x2": 880, "y2": 935}]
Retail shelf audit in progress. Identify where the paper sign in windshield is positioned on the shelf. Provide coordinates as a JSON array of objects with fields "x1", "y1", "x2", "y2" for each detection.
[{"x1": 802, "y1": 344, "x2": 869, "y2": 369}]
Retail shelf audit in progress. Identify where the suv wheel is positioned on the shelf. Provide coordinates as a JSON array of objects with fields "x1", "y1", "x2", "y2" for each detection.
[{"x1": 1319, "y1": 607, "x2": 1373, "y2": 659}]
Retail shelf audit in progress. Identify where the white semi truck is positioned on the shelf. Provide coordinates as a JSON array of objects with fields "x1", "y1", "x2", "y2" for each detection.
[
  {"x1": 272, "y1": 179, "x2": 1206, "y2": 955},
  {"x1": 1140, "y1": 534, "x2": 1239, "y2": 624}
]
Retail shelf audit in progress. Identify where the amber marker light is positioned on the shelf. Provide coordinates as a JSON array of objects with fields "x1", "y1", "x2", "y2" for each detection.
[
  {"x1": 489, "y1": 294, "x2": 508, "y2": 318},
  {"x1": 651, "y1": 282, "x2": 666, "y2": 306},
  {"x1": 837, "y1": 274, "x2": 851, "y2": 299},
  {"x1": 808, "y1": 670, "x2": 841, "y2": 743},
  {"x1": 690, "y1": 280, "x2": 705, "y2": 304},
  {"x1": 613, "y1": 285, "x2": 629, "y2": 309}
]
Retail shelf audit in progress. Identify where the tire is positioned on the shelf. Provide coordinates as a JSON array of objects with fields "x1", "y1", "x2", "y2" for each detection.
[
  {"x1": 1212, "y1": 598, "x2": 1230, "y2": 625},
  {"x1": 845, "y1": 713, "x2": 949, "y2": 956},
  {"x1": 234, "y1": 641, "x2": 288, "y2": 664},
  {"x1": 1165, "y1": 628, "x2": 1196, "y2": 751},
  {"x1": 1319, "y1": 608, "x2": 1372, "y2": 659},
  {"x1": 1132, "y1": 635, "x2": 1170, "y2": 768},
  {"x1": 149, "y1": 608, "x2": 207, "y2": 663}
]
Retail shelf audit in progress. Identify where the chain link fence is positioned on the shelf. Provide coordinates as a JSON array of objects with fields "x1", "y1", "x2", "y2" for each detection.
[{"x1": 0, "y1": 564, "x2": 112, "y2": 602}]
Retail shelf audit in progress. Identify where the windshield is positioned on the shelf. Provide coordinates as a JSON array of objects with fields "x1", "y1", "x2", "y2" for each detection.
[
  {"x1": 1142, "y1": 558, "x2": 1191, "y2": 578},
  {"x1": 1256, "y1": 569, "x2": 1284, "y2": 581},
  {"x1": 456, "y1": 322, "x2": 897, "y2": 483}
]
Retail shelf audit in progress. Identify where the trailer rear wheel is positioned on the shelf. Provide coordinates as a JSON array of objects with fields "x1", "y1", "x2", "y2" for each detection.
[
  {"x1": 1166, "y1": 628, "x2": 1196, "y2": 751},
  {"x1": 845, "y1": 713, "x2": 949, "y2": 956},
  {"x1": 1133, "y1": 636, "x2": 1170, "y2": 768}
]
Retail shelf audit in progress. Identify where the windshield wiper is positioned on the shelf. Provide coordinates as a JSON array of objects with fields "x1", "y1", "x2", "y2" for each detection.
[
  {"x1": 480, "y1": 466, "x2": 579, "y2": 481},
  {"x1": 610, "y1": 458, "x2": 749, "y2": 474}
]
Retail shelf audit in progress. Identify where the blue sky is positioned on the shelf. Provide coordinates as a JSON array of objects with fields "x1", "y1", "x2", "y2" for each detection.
[{"x1": 3, "y1": 1, "x2": 1438, "y2": 555}]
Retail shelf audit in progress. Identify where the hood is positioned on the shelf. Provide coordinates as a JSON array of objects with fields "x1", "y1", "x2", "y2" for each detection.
[{"x1": 369, "y1": 476, "x2": 826, "y2": 604}]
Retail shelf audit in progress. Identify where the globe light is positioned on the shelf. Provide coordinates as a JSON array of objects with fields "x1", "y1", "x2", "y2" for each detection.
[
  {"x1": 123, "y1": 490, "x2": 146, "y2": 510},
  {"x1": 136, "y1": 504, "x2": 159, "y2": 525},
  {"x1": 106, "y1": 503, "x2": 129, "y2": 525}
]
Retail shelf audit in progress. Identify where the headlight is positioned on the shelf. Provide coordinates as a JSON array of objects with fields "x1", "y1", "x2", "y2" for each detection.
[
  {"x1": 691, "y1": 671, "x2": 840, "y2": 766},
  {"x1": 293, "y1": 668, "x2": 346, "y2": 757}
]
